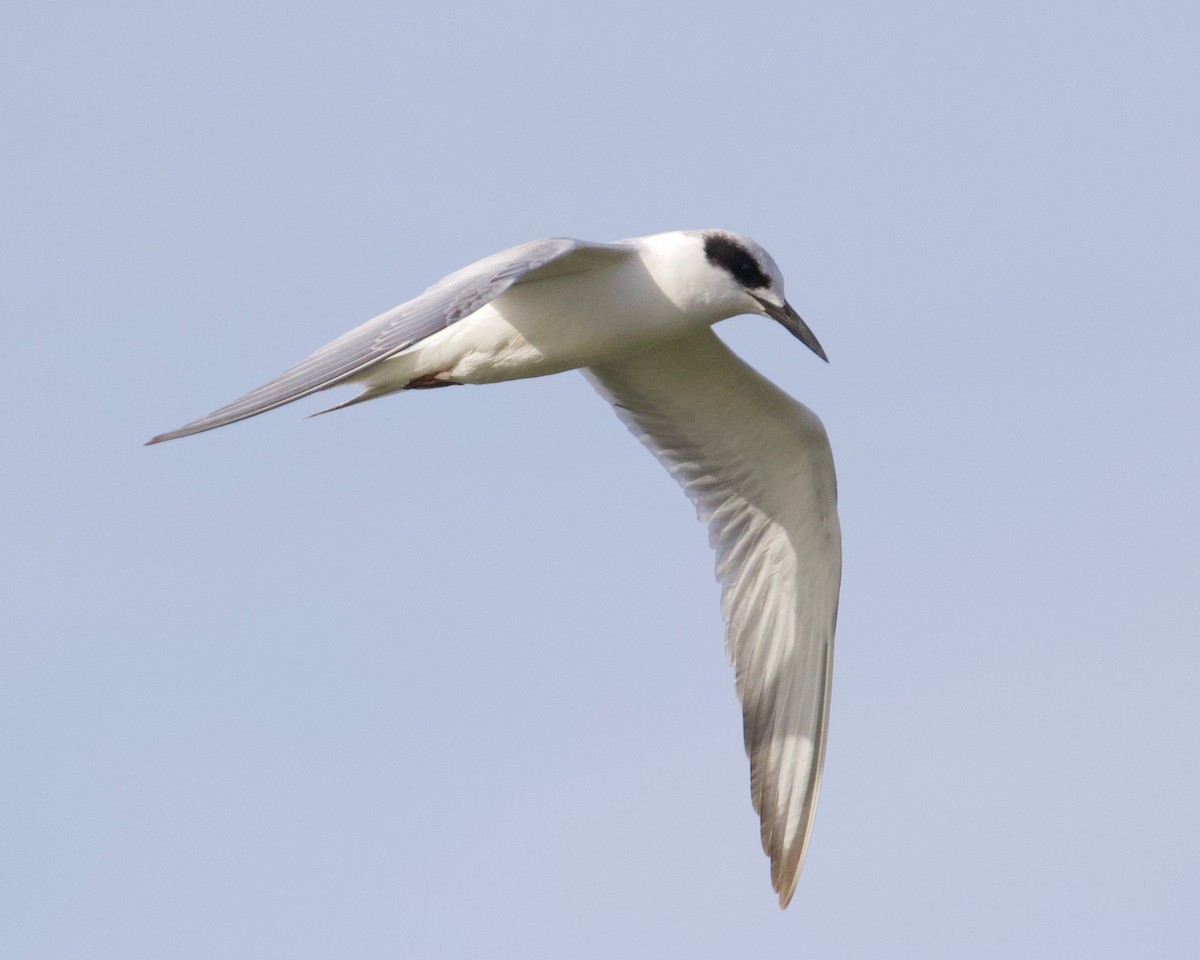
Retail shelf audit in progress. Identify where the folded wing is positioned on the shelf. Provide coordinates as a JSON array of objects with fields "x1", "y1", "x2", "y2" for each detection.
[
  {"x1": 586, "y1": 329, "x2": 841, "y2": 907},
  {"x1": 148, "y1": 238, "x2": 628, "y2": 444}
]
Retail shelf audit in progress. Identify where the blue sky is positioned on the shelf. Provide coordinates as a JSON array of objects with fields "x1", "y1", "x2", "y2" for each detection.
[{"x1": 3, "y1": 2, "x2": 1198, "y2": 956}]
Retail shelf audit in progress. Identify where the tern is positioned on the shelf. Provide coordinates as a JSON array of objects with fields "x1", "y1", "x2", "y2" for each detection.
[{"x1": 148, "y1": 229, "x2": 842, "y2": 908}]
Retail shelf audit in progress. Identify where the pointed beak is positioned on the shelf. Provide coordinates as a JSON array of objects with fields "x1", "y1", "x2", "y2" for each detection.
[{"x1": 753, "y1": 296, "x2": 828, "y2": 362}]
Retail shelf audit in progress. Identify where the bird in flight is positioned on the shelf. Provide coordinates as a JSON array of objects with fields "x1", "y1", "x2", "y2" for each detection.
[{"x1": 148, "y1": 229, "x2": 842, "y2": 908}]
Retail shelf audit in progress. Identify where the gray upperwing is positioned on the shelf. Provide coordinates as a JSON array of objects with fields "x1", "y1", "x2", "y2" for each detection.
[{"x1": 147, "y1": 238, "x2": 630, "y2": 444}]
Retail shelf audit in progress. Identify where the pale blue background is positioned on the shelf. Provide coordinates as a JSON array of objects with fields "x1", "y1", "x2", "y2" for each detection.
[{"x1": 3, "y1": 2, "x2": 1198, "y2": 957}]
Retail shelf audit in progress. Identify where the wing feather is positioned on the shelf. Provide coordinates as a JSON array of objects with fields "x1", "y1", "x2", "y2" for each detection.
[
  {"x1": 586, "y1": 329, "x2": 841, "y2": 907},
  {"x1": 147, "y1": 238, "x2": 628, "y2": 444}
]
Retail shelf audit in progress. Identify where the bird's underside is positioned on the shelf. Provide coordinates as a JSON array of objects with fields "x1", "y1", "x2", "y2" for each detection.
[{"x1": 147, "y1": 232, "x2": 841, "y2": 907}]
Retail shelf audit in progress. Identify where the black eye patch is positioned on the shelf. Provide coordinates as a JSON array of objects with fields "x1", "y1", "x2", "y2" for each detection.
[{"x1": 703, "y1": 234, "x2": 771, "y2": 290}]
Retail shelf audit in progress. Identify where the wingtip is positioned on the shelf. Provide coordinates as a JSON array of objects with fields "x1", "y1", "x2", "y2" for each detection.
[
  {"x1": 145, "y1": 427, "x2": 192, "y2": 445},
  {"x1": 770, "y1": 858, "x2": 798, "y2": 909},
  {"x1": 767, "y1": 832, "x2": 806, "y2": 910},
  {"x1": 145, "y1": 425, "x2": 202, "y2": 445}
]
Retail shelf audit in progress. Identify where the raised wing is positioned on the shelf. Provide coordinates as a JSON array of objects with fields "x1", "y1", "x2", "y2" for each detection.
[
  {"x1": 586, "y1": 330, "x2": 841, "y2": 907},
  {"x1": 147, "y1": 238, "x2": 628, "y2": 444}
]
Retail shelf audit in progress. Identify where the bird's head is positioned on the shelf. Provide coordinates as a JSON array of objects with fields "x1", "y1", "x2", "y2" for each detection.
[{"x1": 692, "y1": 230, "x2": 828, "y2": 362}]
